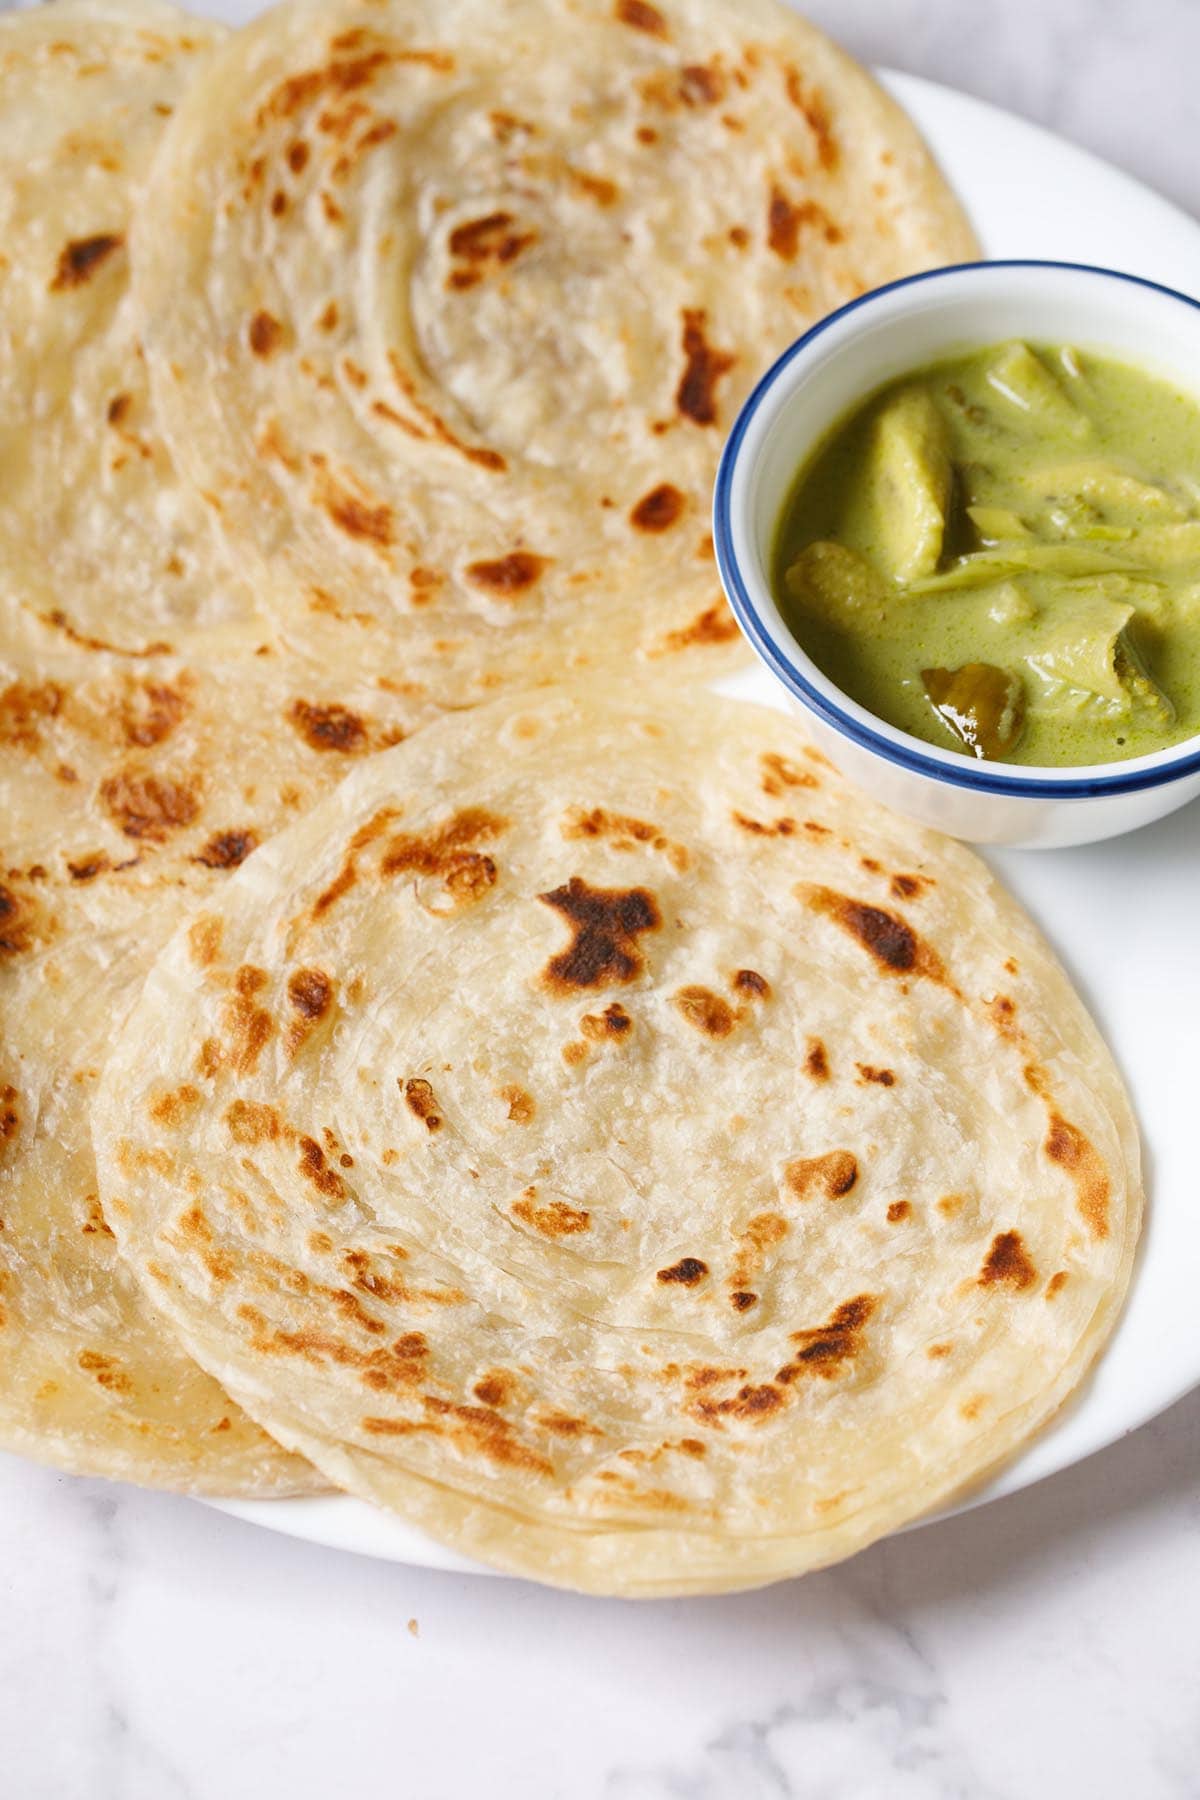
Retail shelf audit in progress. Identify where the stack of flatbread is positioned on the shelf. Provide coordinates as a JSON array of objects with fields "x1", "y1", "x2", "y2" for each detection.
[{"x1": 0, "y1": 0, "x2": 1141, "y2": 1594}]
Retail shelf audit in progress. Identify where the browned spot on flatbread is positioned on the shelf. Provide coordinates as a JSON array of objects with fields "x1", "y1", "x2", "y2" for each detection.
[
  {"x1": 148, "y1": 1083, "x2": 201, "y2": 1128},
  {"x1": 76, "y1": 1350, "x2": 132, "y2": 1394},
  {"x1": 676, "y1": 308, "x2": 735, "y2": 425},
  {"x1": 760, "y1": 752, "x2": 819, "y2": 796},
  {"x1": 1045, "y1": 1115, "x2": 1110, "y2": 1239},
  {"x1": 616, "y1": 0, "x2": 667, "y2": 34},
  {"x1": 404, "y1": 1077, "x2": 442, "y2": 1132},
  {"x1": 297, "y1": 1135, "x2": 349, "y2": 1200},
  {"x1": 188, "y1": 916, "x2": 223, "y2": 968},
  {"x1": 560, "y1": 805, "x2": 689, "y2": 872},
  {"x1": 979, "y1": 1229, "x2": 1037, "y2": 1290},
  {"x1": 767, "y1": 186, "x2": 842, "y2": 258},
  {"x1": 248, "y1": 309, "x2": 284, "y2": 357},
  {"x1": 498, "y1": 1084, "x2": 535, "y2": 1122},
  {"x1": 777, "y1": 1294, "x2": 876, "y2": 1383},
  {"x1": 652, "y1": 601, "x2": 740, "y2": 655},
  {"x1": 100, "y1": 770, "x2": 200, "y2": 841},
  {"x1": 288, "y1": 699, "x2": 368, "y2": 753},
  {"x1": 692, "y1": 1381, "x2": 784, "y2": 1423},
  {"x1": 657, "y1": 1256, "x2": 708, "y2": 1286},
  {"x1": 538, "y1": 877, "x2": 660, "y2": 993},
  {"x1": 730, "y1": 1290, "x2": 757, "y2": 1311},
  {"x1": 288, "y1": 968, "x2": 333, "y2": 1020},
  {"x1": 422, "y1": 1395, "x2": 553, "y2": 1475},
  {"x1": 118, "y1": 681, "x2": 185, "y2": 748},
  {"x1": 0, "y1": 887, "x2": 32, "y2": 957},
  {"x1": 891, "y1": 872, "x2": 932, "y2": 901},
  {"x1": 0, "y1": 1087, "x2": 19, "y2": 1155},
  {"x1": 464, "y1": 550, "x2": 548, "y2": 595},
  {"x1": 225, "y1": 1100, "x2": 283, "y2": 1146},
  {"x1": 66, "y1": 854, "x2": 110, "y2": 883},
  {"x1": 472, "y1": 1369, "x2": 516, "y2": 1408},
  {"x1": 630, "y1": 483, "x2": 685, "y2": 531},
  {"x1": 511, "y1": 1192, "x2": 590, "y2": 1237},
  {"x1": 856, "y1": 1063, "x2": 896, "y2": 1087},
  {"x1": 887, "y1": 1200, "x2": 911, "y2": 1223},
  {"x1": 0, "y1": 680, "x2": 63, "y2": 750},
  {"x1": 315, "y1": 473, "x2": 395, "y2": 547},
  {"x1": 784, "y1": 1149, "x2": 858, "y2": 1201},
  {"x1": 673, "y1": 985, "x2": 737, "y2": 1038},
  {"x1": 732, "y1": 968, "x2": 770, "y2": 1000},
  {"x1": 80, "y1": 1196, "x2": 114, "y2": 1238},
  {"x1": 732, "y1": 810, "x2": 795, "y2": 838},
  {"x1": 381, "y1": 807, "x2": 505, "y2": 907},
  {"x1": 1046, "y1": 1271, "x2": 1069, "y2": 1299},
  {"x1": 194, "y1": 829, "x2": 258, "y2": 870},
  {"x1": 447, "y1": 210, "x2": 537, "y2": 285},
  {"x1": 802, "y1": 885, "x2": 952, "y2": 986},
  {"x1": 580, "y1": 1001, "x2": 633, "y2": 1040},
  {"x1": 784, "y1": 69, "x2": 839, "y2": 169},
  {"x1": 224, "y1": 975, "x2": 274, "y2": 1079},
  {"x1": 805, "y1": 1038, "x2": 830, "y2": 1080},
  {"x1": 50, "y1": 233, "x2": 123, "y2": 291}
]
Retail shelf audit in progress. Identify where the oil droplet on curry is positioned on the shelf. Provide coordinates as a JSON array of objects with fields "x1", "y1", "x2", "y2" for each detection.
[{"x1": 773, "y1": 342, "x2": 1200, "y2": 764}]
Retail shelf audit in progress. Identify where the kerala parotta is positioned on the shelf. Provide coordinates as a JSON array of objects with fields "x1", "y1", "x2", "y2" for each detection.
[
  {"x1": 93, "y1": 686, "x2": 1139, "y2": 1590},
  {"x1": 0, "y1": 0, "x2": 258, "y2": 656},
  {"x1": 132, "y1": 0, "x2": 976, "y2": 697},
  {"x1": 0, "y1": 608, "x2": 432, "y2": 1490}
]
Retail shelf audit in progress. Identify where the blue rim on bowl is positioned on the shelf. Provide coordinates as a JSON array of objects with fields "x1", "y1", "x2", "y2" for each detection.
[{"x1": 713, "y1": 259, "x2": 1200, "y2": 802}]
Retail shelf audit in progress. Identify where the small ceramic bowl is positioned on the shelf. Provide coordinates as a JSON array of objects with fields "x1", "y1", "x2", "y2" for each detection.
[{"x1": 713, "y1": 259, "x2": 1200, "y2": 848}]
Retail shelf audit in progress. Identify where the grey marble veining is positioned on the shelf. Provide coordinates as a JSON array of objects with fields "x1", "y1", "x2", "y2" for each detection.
[{"x1": 2, "y1": 1, "x2": 1199, "y2": 1796}]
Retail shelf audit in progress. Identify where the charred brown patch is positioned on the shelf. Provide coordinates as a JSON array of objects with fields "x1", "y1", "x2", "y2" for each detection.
[
  {"x1": 767, "y1": 186, "x2": 842, "y2": 259},
  {"x1": 732, "y1": 968, "x2": 770, "y2": 1000},
  {"x1": 730, "y1": 1290, "x2": 757, "y2": 1311},
  {"x1": 1046, "y1": 1271, "x2": 1069, "y2": 1300},
  {"x1": 404, "y1": 1077, "x2": 442, "y2": 1133},
  {"x1": 316, "y1": 475, "x2": 395, "y2": 548},
  {"x1": 0, "y1": 680, "x2": 63, "y2": 750},
  {"x1": 287, "y1": 967, "x2": 333, "y2": 1022},
  {"x1": 630, "y1": 483, "x2": 685, "y2": 532},
  {"x1": 50, "y1": 233, "x2": 123, "y2": 291},
  {"x1": 148, "y1": 1083, "x2": 201, "y2": 1128},
  {"x1": 784, "y1": 69, "x2": 839, "y2": 169},
  {"x1": 0, "y1": 887, "x2": 32, "y2": 957},
  {"x1": 107, "y1": 393, "x2": 132, "y2": 427},
  {"x1": 188, "y1": 916, "x2": 223, "y2": 968},
  {"x1": 672, "y1": 984, "x2": 737, "y2": 1038},
  {"x1": 891, "y1": 872, "x2": 931, "y2": 901},
  {"x1": 472, "y1": 1370, "x2": 515, "y2": 1408},
  {"x1": 653, "y1": 601, "x2": 740, "y2": 654},
  {"x1": 1045, "y1": 1114, "x2": 1110, "y2": 1239},
  {"x1": 760, "y1": 752, "x2": 819, "y2": 796},
  {"x1": 248, "y1": 309, "x2": 284, "y2": 357},
  {"x1": 539, "y1": 876, "x2": 660, "y2": 993},
  {"x1": 657, "y1": 1256, "x2": 708, "y2": 1286},
  {"x1": 784, "y1": 1149, "x2": 858, "y2": 1202},
  {"x1": 731, "y1": 811, "x2": 795, "y2": 837},
  {"x1": 463, "y1": 550, "x2": 548, "y2": 596},
  {"x1": 447, "y1": 211, "x2": 536, "y2": 288},
  {"x1": 580, "y1": 1001, "x2": 633, "y2": 1040},
  {"x1": 802, "y1": 886, "x2": 951, "y2": 987},
  {"x1": 298, "y1": 1134, "x2": 349, "y2": 1200},
  {"x1": 979, "y1": 1229, "x2": 1037, "y2": 1290},
  {"x1": 194, "y1": 829, "x2": 258, "y2": 870},
  {"x1": 988, "y1": 994, "x2": 1018, "y2": 1039},
  {"x1": 498, "y1": 1084, "x2": 535, "y2": 1123},
  {"x1": 777, "y1": 1294, "x2": 876, "y2": 1383},
  {"x1": 100, "y1": 770, "x2": 200, "y2": 841},
  {"x1": 288, "y1": 699, "x2": 369, "y2": 753},
  {"x1": 76, "y1": 1349, "x2": 132, "y2": 1394},
  {"x1": 80, "y1": 1196, "x2": 113, "y2": 1238},
  {"x1": 0, "y1": 1085, "x2": 18, "y2": 1155},
  {"x1": 225, "y1": 1100, "x2": 283, "y2": 1146},
  {"x1": 616, "y1": 0, "x2": 667, "y2": 34},
  {"x1": 887, "y1": 1200, "x2": 911, "y2": 1224},
  {"x1": 692, "y1": 1382, "x2": 784, "y2": 1423},
  {"x1": 856, "y1": 1063, "x2": 896, "y2": 1087},
  {"x1": 805, "y1": 1038, "x2": 830, "y2": 1081},
  {"x1": 381, "y1": 807, "x2": 505, "y2": 907},
  {"x1": 681, "y1": 61, "x2": 725, "y2": 104},
  {"x1": 560, "y1": 805, "x2": 689, "y2": 872},
  {"x1": 676, "y1": 308, "x2": 735, "y2": 426},
  {"x1": 421, "y1": 1395, "x2": 553, "y2": 1476},
  {"x1": 67, "y1": 855, "x2": 110, "y2": 882},
  {"x1": 511, "y1": 1192, "x2": 590, "y2": 1237},
  {"x1": 224, "y1": 983, "x2": 274, "y2": 1080}
]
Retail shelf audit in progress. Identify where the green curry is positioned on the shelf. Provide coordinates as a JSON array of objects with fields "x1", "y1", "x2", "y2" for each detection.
[{"x1": 773, "y1": 341, "x2": 1200, "y2": 764}]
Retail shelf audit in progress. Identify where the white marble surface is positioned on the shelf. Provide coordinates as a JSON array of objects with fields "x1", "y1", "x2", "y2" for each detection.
[{"x1": 3, "y1": 4, "x2": 1200, "y2": 1797}]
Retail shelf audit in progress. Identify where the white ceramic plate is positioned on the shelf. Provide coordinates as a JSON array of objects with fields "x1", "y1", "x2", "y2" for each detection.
[{"x1": 209, "y1": 65, "x2": 1200, "y2": 1572}]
